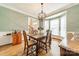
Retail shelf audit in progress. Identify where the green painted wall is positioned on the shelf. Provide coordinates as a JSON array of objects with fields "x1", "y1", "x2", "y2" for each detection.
[
  {"x1": 0, "y1": 6, "x2": 28, "y2": 31},
  {"x1": 67, "y1": 4, "x2": 79, "y2": 32}
]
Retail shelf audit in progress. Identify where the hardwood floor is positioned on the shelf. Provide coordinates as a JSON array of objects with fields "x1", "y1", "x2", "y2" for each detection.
[
  {"x1": 0, "y1": 40, "x2": 60, "y2": 56},
  {"x1": 0, "y1": 43, "x2": 23, "y2": 56}
]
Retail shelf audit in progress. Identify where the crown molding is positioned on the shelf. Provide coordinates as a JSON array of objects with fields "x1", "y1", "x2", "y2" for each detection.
[
  {"x1": 0, "y1": 4, "x2": 37, "y2": 19},
  {"x1": 0, "y1": 3, "x2": 78, "y2": 19},
  {"x1": 47, "y1": 3, "x2": 79, "y2": 17}
]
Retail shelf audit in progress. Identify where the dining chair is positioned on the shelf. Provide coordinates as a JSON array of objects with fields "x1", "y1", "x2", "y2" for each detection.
[
  {"x1": 23, "y1": 30, "x2": 37, "y2": 56},
  {"x1": 39, "y1": 30, "x2": 52, "y2": 53}
]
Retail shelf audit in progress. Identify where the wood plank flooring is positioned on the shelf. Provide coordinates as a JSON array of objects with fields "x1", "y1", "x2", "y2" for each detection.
[{"x1": 0, "y1": 40, "x2": 60, "y2": 56}]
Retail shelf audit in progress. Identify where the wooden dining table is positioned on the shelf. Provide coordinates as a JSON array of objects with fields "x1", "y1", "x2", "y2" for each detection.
[
  {"x1": 59, "y1": 40, "x2": 79, "y2": 56},
  {"x1": 27, "y1": 33, "x2": 46, "y2": 56}
]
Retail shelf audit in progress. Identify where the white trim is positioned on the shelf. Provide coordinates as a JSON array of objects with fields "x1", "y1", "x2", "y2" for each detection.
[
  {"x1": 0, "y1": 3, "x2": 78, "y2": 19},
  {"x1": 46, "y1": 11, "x2": 67, "y2": 20},
  {"x1": 0, "y1": 4, "x2": 37, "y2": 19},
  {"x1": 47, "y1": 3, "x2": 79, "y2": 17}
]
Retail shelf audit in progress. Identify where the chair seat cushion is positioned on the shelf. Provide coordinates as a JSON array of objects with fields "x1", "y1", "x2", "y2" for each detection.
[
  {"x1": 28, "y1": 40, "x2": 37, "y2": 46},
  {"x1": 38, "y1": 38, "x2": 46, "y2": 43},
  {"x1": 40, "y1": 38, "x2": 46, "y2": 42}
]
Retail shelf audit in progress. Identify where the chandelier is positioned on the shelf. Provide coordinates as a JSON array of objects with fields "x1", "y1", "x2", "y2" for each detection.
[{"x1": 38, "y1": 3, "x2": 46, "y2": 20}]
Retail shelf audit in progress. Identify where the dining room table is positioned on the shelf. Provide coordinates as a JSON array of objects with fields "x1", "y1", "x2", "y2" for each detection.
[
  {"x1": 27, "y1": 33, "x2": 47, "y2": 56},
  {"x1": 59, "y1": 40, "x2": 79, "y2": 56}
]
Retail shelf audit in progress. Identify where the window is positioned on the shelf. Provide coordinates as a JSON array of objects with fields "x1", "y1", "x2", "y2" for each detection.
[
  {"x1": 50, "y1": 18, "x2": 59, "y2": 35},
  {"x1": 44, "y1": 11, "x2": 67, "y2": 45},
  {"x1": 44, "y1": 20, "x2": 49, "y2": 32},
  {"x1": 44, "y1": 12, "x2": 66, "y2": 36},
  {"x1": 28, "y1": 17, "x2": 39, "y2": 29},
  {"x1": 60, "y1": 14, "x2": 67, "y2": 46}
]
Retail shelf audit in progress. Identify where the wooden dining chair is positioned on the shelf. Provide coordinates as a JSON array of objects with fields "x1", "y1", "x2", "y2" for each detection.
[
  {"x1": 39, "y1": 30, "x2": 52, "y2": 53},
  {"x1": 23, "y1": 30, "x2": 37, "y2": 56}
]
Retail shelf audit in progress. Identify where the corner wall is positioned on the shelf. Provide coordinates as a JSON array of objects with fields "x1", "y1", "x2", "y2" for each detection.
[{"x1": 0, "y1": 6, "x2": 28, "y2": 31}]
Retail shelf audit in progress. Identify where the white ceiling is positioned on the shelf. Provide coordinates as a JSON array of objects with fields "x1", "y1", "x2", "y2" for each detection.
[{"x1": 0, "y1": 3, "x2": 72, "y2": 18}]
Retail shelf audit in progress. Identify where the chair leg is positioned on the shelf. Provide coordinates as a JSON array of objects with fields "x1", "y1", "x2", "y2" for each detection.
[
  {"x1": 36, "y1": 45, "x2": 37, "y2": 56},
  {"x1": 49, "y1": 42, "x2": 51, "y2": 49},
  {"x1": 23, "y1": 47, "x2": 26, "y2": 54},
  {"x1": 36, "y1": 41, "x2": 39, "y2": 56},
  {"x1": 27, "y1": 48, "x2": 28, "y2": 56},
  {"x1": 46, "y1": 44, "x2": 47, "y2": 53},
  {"x1": 49, "y1": 44, "x2": 51, "y2": 48},
  {"x1": 46, "y1": 49, "x2": 47, "y2": 53}
]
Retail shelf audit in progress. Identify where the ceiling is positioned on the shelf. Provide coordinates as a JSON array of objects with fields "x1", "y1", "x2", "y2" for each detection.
[{"x1": 0, "y1": 3, "x2": 75, "y2": 18}]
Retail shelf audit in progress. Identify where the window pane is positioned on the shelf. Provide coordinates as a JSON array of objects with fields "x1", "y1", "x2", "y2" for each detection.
[
  {"x1": 44, "y1": 20, "x2": 49, "y2": 32},
  {"x1": 50, "y1": 19, "x2": 59, "y2": 35},
  {"x1": 60, "y1": 15, "x2": 66, "y2": 36},
  {"x1": 60, "y1": 15, "x2": 67, "y2": 46},
  {"x1": 28, "y1": 17, "x2": 39, "y2": 29}
]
